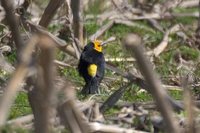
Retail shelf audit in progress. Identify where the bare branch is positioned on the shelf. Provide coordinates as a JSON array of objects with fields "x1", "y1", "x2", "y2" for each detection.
[
  {"x1": 100, "y1": 82, "x2": 133, "y2": 113},
  {"x1": 1, "y1": 0, "x2": 24, "y2": 60},
  {"x1": 89, "y1": 122, "x2": 148, "y2": 133},
  {"x1": 0, "y1": 35, "x2": 38, "y2": 126},
  {"x1": 153, "y1": 24, "x2": 181, "y2": 56},
  {"x1": 7, "y1": 114, "x2": 33, "y2": 125},
  {"x1": 28, "y1": 34, "x2": 56, "y2": 133},
  {"x1": 179, "y1": 0, "x2": 199, "y2": 8},
  {"x1": 181, "y1": 74, "x2": 196, "y2": 133},
  {"x1": 123, "y1": 34, "x2": 180, "y2": 133},
  {"x1": 90, "y1": 21, "x2": 115, "y2": 40},
  {"x1": 39, "y1": 0, "x2": 65, "y2": 27},
  {"x1": 71, "y1": 0, "x2": 84, "y2": 45},
  {"x1": 58, "y1": 81, "x2": 90, "y2": 133},
  {"x1": 22, "y1": 20, "x2": 77, "y2": 57}
]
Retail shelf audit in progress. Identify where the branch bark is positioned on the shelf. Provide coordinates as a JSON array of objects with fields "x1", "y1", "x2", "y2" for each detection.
[
  {"x1": 71, "y1": 0, "x2": 84, "y2": 45},
  {"x1": 123, "y1": 33, "x2": 180, "y2": 133},
  {"x1": 39, "y1": 0, "x2": 65, "y2": 27},
  {"x1": 28, "y1": 34, "x2": 56, "y2": 133},
  {"x1": 1, "y1": 0, "x2": 24, "y2": 61},
  {"x1": 0, "y1": 35, "x2": 38, "y2": 126}
]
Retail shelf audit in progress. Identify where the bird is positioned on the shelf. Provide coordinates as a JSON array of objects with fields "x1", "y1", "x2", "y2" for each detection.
[{"x1": 78, "y1": 40, "x2": 105, "y2": 94}]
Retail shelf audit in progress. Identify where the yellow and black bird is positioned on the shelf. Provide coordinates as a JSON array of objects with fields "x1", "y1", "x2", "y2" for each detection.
[{"x1": 78, "y1": 40, "x2": 105, "y2": 94}]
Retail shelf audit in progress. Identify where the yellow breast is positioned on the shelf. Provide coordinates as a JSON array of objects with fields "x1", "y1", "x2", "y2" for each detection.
[{"x1": 87, "y1": 64, "x2": 97, "y2": 77}]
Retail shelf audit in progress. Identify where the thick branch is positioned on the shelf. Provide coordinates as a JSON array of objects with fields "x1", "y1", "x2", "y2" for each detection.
[
  {"x1": 39, "y1": 0, "x2": 65, "y2": 27},
  {"x1": 29, "y1": 34, "x2": 56, "y2": 133},
  {"x1": 1, "y1": 0, "x2": 24, "y2": 60},
  {"x1": 0, "y1": 35, "x2": 38, "y2": 126},
  {"x1": 123, "y1": 34, "x2": 180, "y2": 133},
  {"x1": 71, "y1": 0, "x2": 84, "y2": 45}
]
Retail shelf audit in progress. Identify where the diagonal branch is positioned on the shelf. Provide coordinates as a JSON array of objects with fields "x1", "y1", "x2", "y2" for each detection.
[
  {"x1": 100, "y1": 82, "x2": 133, "y2": 113},
  {"x1": 39, "y1": 0, "x2": 65, "y2": 27},
  {"x1": 0, "y1": 35, "x2": 38, "y2": 126},
  {"x1": 123, "y1": 33, "x2": 180, "y2": 133}
]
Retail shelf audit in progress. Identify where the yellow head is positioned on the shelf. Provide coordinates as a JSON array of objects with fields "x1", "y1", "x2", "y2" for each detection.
[{"x1": 93, "y1": 40, "x2": 103, "y2": 52}]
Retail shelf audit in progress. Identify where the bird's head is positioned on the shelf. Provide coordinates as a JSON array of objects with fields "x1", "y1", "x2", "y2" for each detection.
[
  {"x1": 90, "y1": 37, "x2": 115, "y2": 52},
  {"x1": 93, "y1": 39, "x2": 103, "y2": 52}
]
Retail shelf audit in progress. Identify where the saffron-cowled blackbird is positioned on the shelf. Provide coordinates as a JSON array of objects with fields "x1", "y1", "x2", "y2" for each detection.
[{"x1": 78, "y1": 40, "x2": 105, "y2": 94}]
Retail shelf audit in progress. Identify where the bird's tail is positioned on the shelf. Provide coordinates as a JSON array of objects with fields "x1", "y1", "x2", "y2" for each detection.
[{"x1": 81, "y1": 78, "x2": 99, "y2": 94}]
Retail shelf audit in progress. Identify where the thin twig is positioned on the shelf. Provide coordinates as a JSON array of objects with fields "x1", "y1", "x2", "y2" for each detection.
[{"x1": 89, "y1": 21, "x2": 115, "y2": 40}]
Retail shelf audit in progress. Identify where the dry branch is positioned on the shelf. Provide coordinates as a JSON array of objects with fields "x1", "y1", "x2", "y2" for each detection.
[
  {"x1": 89, "y1": 122, "x2": 149, "y2": 133},
  {"x1": 146, "y1": 18, "x2": 164, "y2": 33},
  {"x1": 123, "y1": 34, "x2": 180, "y2": 133},
  {"x1": 100, "y1": 82, "x2": 133, "y2": 113},
  {"x1": 106, "y1": 62, "x2": 183, "y2": 111},
  {"x1": 153, "y1": 24, "x2": 181, "y2": 57},
  {"x1": 71, "y1": 0, "x2": 84, "y2": 45},
  {"x1": 1, "y1": 0, "x2": 24, "y2": 60},
  {"x1": 58, "y1": 81, "x2": 90, "y2": 133},
  {"x1": 89, "y1": 21, "x2": 115, "y2": 40},
  {"x1": 161, "y1": 0, "x2": 182, "y2": 13},
  {"x1": 181, "y1": 75, "x2": 196, "y2": 133},
  {"x1": 0, "y1": 35, "x2": 38, "y2": 126},
  {"x1": 105, "y1": 57, "x2": 135, "y2": 62},
  {"x1": 195, "y1": 0, "x2": 200, "y2": 49},
  {"x1": 179, "y1": 0, "x2": 199, "y2": 8},
  {"x1": 28, "y1": 34, "x2": 56, "y2": 133},
  {"x1": 7, "y1": 114, "x2": 33, "y2": 125},
  {"x1": 54, "y1": 60, "x2": 72, "y2": 67},
  {"x1": 22, "y1": 20, "x2": 76, "y2": 57},
  {"x1": 39, "y1": 0, "x2": 65, "y2": 27}
]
